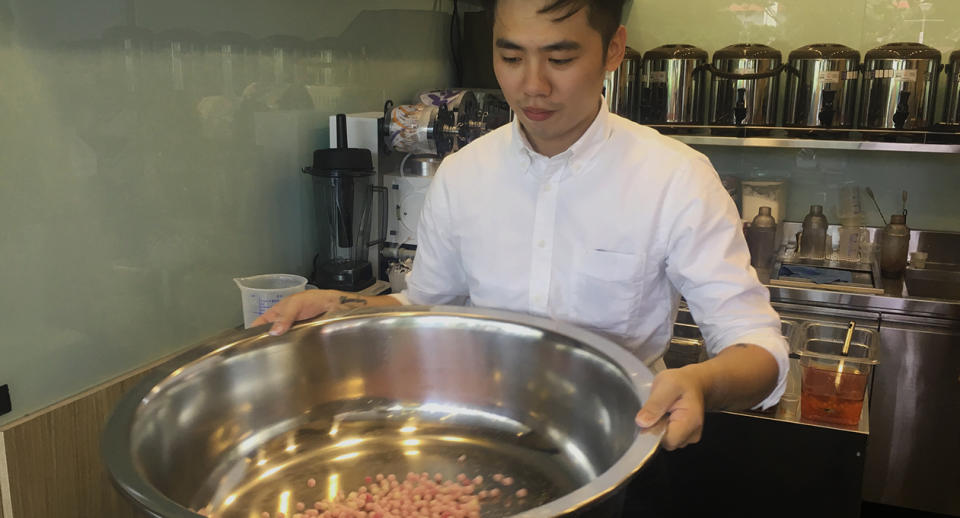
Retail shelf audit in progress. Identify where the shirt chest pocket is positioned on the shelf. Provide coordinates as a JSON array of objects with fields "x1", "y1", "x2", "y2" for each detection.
[{"x1": 571, "y1": 249, "x2": 646, "y2": 334}]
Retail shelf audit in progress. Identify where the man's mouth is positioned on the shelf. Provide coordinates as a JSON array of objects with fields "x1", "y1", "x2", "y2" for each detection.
[{"x1": 522, "y1": 108, "x2": 556, "y2": 122}]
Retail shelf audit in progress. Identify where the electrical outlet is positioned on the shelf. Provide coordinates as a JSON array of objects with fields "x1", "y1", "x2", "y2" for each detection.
[{"x1": 0, "y1": 384, "x2": 10, "y2": 416}]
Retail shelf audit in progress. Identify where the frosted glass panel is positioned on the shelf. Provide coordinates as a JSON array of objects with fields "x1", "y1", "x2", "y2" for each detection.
[{"x1": 0, "y1": 0, "x2": 453, "y2": 426}]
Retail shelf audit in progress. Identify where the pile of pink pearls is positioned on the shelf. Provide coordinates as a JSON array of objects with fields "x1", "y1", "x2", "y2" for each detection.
[{"x1": 254, "y1": 471, "x2": 528, "y2": 518}]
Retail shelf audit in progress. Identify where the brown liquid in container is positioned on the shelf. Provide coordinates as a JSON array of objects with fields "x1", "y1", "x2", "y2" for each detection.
[{"x1": 801, "y1": 366, "x2": 868, "y2": 426}]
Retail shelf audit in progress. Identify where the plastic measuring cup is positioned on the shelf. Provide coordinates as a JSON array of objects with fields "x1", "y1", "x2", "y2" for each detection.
[{"x1": 234, "y1": 274, "x2": 310, "y2": 328}]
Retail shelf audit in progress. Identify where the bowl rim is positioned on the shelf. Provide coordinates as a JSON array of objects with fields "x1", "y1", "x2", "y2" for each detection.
[{"x1": 101, "y1": 305, "x2": 664, "y2": 517}]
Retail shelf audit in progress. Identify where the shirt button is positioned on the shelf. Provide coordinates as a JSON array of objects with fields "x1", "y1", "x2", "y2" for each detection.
[
  {"x1": 538, "y1": 240, "x2": 546, "y2": 248},
  {"x1": 543, "y1": 184, "x2": 552, "y2": 192}
]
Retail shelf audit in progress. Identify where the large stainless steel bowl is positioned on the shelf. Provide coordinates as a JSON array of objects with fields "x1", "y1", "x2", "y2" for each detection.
[{"x1": 102, "y1": 306, "x2": 663, "y2": 517}]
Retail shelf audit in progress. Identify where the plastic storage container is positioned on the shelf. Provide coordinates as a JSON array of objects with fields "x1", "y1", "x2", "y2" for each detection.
[{"x1": 797, "y1": 323, "x2": 878, "y2": 426}]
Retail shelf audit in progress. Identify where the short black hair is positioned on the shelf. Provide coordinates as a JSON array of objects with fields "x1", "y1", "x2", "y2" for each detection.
[{"x1": 484, "y1": 0, "x2": 626, "y2": 49}]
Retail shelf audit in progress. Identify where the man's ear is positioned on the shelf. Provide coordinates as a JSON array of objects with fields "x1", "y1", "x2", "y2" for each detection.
[{"x1": 605, "y1": 25, "x2": 628, "y2": 72}]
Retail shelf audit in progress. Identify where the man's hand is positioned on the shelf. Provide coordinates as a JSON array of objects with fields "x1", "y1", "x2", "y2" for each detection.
[
  {"x1": 635, "y1": 344, "x2": 780, "y2": 450},
  {"x1": 634, "y1": 365, "x2": 707, "y2": 451},
  {"x1": 252, "y1": 290, "x2": 405, "y2": 336},
  {"x1": 251, "y1": 290, "x2": 364, "y2": 336}
]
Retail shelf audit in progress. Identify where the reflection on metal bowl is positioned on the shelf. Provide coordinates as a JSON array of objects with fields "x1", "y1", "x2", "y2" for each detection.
[{"x1": 102, "y1": 306, "x2": 663, "y2": 517}]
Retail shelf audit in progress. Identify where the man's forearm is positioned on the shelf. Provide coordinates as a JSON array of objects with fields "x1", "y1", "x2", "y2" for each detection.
[
  {"x1": 685, "y1": 344, "x2": 779, "y2": 411},
  {"x1": 336, "y1": 293, "x2": 406, "y2": 310}
]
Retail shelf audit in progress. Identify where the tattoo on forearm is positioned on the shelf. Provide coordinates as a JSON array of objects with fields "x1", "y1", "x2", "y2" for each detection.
[{"x1": 339, "y1": 296, "x2": 368, "y2": 306}]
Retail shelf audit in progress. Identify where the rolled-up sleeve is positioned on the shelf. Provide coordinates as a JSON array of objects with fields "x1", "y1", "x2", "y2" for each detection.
[
  {"x1": 662, "y1": 159, "x2": 788, "y2": 410},
  {"x1": 402, "y1": 165, "x2": 470, "y2": 306}
]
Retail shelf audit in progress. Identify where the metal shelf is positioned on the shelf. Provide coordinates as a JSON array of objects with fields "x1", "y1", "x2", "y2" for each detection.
[
  {"x1": 667, "y1": 134, "x2": 960, "y2": 153},
  {"x1": 650, "y1": 125, "x2": 960, "y2": 154}
]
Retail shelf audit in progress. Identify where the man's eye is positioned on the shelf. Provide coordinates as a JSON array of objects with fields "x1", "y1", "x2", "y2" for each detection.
[
  {"x1": 500, "y1": 56, "x2": 521, "y2": 64},
  {"x1": 549, "y1": 58, "x2": 574, "y2": 65}
]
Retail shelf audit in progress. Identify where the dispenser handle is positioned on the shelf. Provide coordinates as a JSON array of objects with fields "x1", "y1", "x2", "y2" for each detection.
[{"x1": 368, "y1": 185, "x2": 388, "y2": 247}]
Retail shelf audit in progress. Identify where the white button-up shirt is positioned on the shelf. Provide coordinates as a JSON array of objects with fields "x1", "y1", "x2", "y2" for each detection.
[{"x1": 402, "y1": 101, "x2": 788, "y2": 408}]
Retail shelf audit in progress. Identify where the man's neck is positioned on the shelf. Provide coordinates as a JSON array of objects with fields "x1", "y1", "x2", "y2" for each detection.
[{"x1": 522, "y1": 102, "x2": 601, "y2": 158}]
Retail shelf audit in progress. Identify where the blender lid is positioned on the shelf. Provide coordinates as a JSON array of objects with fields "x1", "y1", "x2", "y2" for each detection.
[
  {"x1": 643, "y1": 44, "x2": 708, "y2": 61},
  {"x1": 865, "y1": 42, "x2": 941, "y2": 60},
  {"x1": 789, "y1": 43, "x2": 860, "y2": 61},
  {"x1": 951, "y1": 49, "x2": 960, "y2": 63},
  {"x1": 713, "y1": 43, "x2": 781, "y2": 60},
  {"x1": 623, "y1": 46, "x2": 642, "y2": 60},
  {"x1": 304, "y1": 113, "x2": 375, "y2": 178},
  {"x1": 303, "y1": 148, "x2": 374, "y2": 178}
]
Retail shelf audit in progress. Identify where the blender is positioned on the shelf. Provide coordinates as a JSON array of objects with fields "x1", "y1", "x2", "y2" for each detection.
[{"x1": 304, "y1": 114, "x2": 386, "y2": 290}]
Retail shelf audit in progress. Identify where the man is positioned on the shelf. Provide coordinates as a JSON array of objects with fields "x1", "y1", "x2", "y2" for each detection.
[{"x1": 254, "y1": 0, "x2": 788, "y2": 452}]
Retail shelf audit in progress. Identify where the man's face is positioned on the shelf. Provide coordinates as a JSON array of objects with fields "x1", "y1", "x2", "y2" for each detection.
[{"x1": 492, "y1": 0, "x2": 624, "y2": 155}]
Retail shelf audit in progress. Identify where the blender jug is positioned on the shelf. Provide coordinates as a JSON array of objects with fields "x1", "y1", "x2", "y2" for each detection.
[{"x1": 304, "y1": 114, "x2": 386, "y2": 290}]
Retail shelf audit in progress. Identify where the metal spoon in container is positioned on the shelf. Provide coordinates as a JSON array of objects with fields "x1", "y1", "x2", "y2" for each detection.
[
  {"x1": 865, "y1": 188, "x2": 887, "y2": 225},
  {"x1": 835, "y1": 321, "x2": 856, "y2": 391}
]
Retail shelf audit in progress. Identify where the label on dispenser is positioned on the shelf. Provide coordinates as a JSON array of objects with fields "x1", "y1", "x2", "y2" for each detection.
[
  {"x1": 819, "y1": 71, "x2": 841, "y2": 83},
  {"x1": 649, "y1": 71, "x2": 667, "y2": 83},
  {"x1": 868, "y1": 69, "x2": 917, "y2": 81},
  {"x1": 843, "y1": 70, "x2": 859, "y2": 80},
  {"x1": 898, "y1": 69, "x2": 918, "y2": 82}
]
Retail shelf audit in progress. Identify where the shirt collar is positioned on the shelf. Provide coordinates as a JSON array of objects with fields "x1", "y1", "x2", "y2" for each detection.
[{"x1": 510, "y1": 97, "x2": 612, "y2": 170}]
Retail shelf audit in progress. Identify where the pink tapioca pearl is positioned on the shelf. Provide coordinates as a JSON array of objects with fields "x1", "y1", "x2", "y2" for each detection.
[
  {"x1": 477, "y1": 490, "x2": 488, "y2": 499},
  {"x1": 261, "y1": 513, "x2": 271, "y2": 518},
  {"x1": 492, "y1": 473, "x2": 503, "y2": 482},
  {"x1": 516, "y1": 488, "x2": 528, "y2": 498},
  {"x1": 376, "y1": 474, "x2": 385, "y2": 482},
  {"x1": 457, "y1": 455, "x2": 466, "y2": 463},
  {"x1": 434, "y1": 473, "x2": 443, "y2": 482},
  {"x1": 307, "y1": 478, "x2": 317, "y2": 488},
  {"x1": 456, "y1": 473, "x2": 466, "y2": 482},
  {"x1": 502, "y1": 477, "x2": 514, "y2": 486},
  {"x1": 489, "y1": 488, "x2": 501, "y2": 498},
  {"x1": 472, "y1": 476, "x2": 483, "y2": 485},
  {"x1": 296, "y1": 502, "x2": 306, "y2": 511}
]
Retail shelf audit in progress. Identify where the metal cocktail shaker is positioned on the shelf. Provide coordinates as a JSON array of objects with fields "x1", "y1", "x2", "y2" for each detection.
[
  {"x1": 746, "y1": 206, "x2": 777, "y2": 269},
  {"x1": 880, "y1": 214, "x2": 910, "y2": 277},
  {"x1": 798, "y1": 205, "x2": 829, "y2": 259}
]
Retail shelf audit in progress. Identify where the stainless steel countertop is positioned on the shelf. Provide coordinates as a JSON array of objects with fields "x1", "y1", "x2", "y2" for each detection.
[
  {"x1": 761, "y1": 223, "x2": 960, "y2": 322},
  {"x1": 764, "y1": 274, "x2": 960, "y2": 321}
]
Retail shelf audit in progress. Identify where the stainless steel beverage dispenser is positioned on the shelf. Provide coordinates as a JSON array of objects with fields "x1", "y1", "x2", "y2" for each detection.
[
  {"x1": 709, "y1": 44, "x2": 783, "y2": 126},
  {"x1": 944, "y1": 50, "x2": 960, "y2": 126},
  {"x1": 638, "y1": 44, "x2": 708, "y2": 124},
  {"x1": 604, "y1": 46, "x2": 642, "y2": 119},
  {"x1": 784, "y1": 44, "x2": 860, "y2": 128},
  {"x1": 860, "y1": 42, "x2": 941, "y2": 130}
]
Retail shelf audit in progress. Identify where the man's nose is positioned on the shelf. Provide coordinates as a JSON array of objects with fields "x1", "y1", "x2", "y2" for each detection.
[{"x1": 522, "y1": 62, "x2": 551, "y2": 97}]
